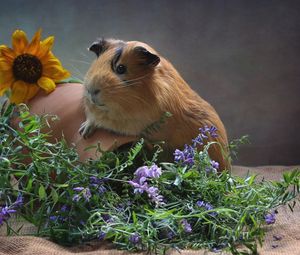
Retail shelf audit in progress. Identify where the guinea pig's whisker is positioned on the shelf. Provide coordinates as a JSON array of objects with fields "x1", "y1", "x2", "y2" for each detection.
[
  {"x1": 117, "y1": 94, "x2": 151, "y2": 107},
  {"x1": 101, "y1": 81, "x2": 142, "y2": 91},
  {"x1": 124, "y1": 74, "x2": 150, "y2": 83},
  {"x1": 70, "y1": 59, "x2": 91, "y2": 65},
  {"x1": 70, "y1": 64, "x2": 85, "y2": 80},
  {"x1": 108, "y1": 81, "x2": 142, "y2": 91},
  {"x1": 79, "y1": 51, "x2": 91, "y2": 59}
]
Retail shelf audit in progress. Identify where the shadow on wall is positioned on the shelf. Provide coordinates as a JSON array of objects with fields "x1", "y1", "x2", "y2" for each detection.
[{"x1": 0, "y1": 0, "x2": 299, "y2": 165}]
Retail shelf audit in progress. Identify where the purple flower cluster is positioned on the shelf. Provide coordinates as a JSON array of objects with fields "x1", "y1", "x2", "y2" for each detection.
[
  {"x1": 49, "y1": 204, "x2": 70, "y2": 223},
  {"x1": 129, "y1": 233, "x2": 141, "y2": 244},
  {"x1": 192, "y1": 125, "x2": 218, "y2": 147},
  {"x1": 174, "y1": 125, "x2": 218, "y2": 167},
  {"x1": 72, "y1": 187, "x2": 92, "y2": 202},
  {"x1": 174, "y1": 145, "x2": 195, "y2": 166},
  {"x1": 0, "y1": 195, "x2": 23, "y2": 226},
  {"x1": 89, "y1": 176, "x2": 107, "y2": 194},
  {"x1": 206, "y1": 160, "x2": 219, "y2": 174},
  {"x1": 265, "y1": 212, "x2": 276, "y2": 225},
  {"x1": 98, "y1": 231, "x2": 106, "y2": 240},
  {"x1": 129, "y1": 165, "x2": 164, "y2": 206},
  {"x1": 196, "y1": 200, "x2": 217, "y2": 217},
  {"x1": 181, "y1": 219, "x2": 192, "y2": 233}
]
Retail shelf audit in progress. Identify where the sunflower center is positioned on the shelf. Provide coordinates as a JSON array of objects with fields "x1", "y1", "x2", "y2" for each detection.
[{"x1": 13, "y1": 54, "x2": 43, "y2": 83}]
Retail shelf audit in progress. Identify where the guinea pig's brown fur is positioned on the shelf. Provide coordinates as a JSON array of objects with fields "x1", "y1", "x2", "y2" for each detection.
[{"x1": 80, "y1": 38, "x2": 229, "y2": 170}]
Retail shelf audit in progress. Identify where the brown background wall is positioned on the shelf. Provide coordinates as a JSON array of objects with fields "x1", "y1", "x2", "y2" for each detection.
[{"x1": 1, "y1": 0, "x2": 299, "y2": 165}]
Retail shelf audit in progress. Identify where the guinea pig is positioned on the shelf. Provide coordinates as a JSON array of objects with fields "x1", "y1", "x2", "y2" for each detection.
[{"x1": 79, "y1": 38, "x2": 229, "y2": 170}]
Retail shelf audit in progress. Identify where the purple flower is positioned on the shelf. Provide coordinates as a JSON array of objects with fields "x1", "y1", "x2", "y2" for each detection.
[
  {"x1": 89, "y1": 176, "x2": 107, "y2": 194},
  {"x1": 196, "y1": 200, "x2": 217, "y2": 216},
  {"x1": 174, "y1": 145, "x2": 195, "y2": 166},
  {"x1": 98, "y1": 186, "x2": 107, "y2": 194},
  {"x1": 0, "y1": 195, "x2": 23, "y2": 226},
  {"x1": 146, "y1": 187, "x2": 164, "y2": 205},
  {"x1": 147, "y1": 165, "x2": 162, "y2": 178},
  {"x1": 129, "y1": 180, "x2": 165, "y2": 206},
  {"x1": 201, "y1": 125, "x2": 218, "y2": 138},
  {"x1": 0, "y1": 206, "x2": 17, "y2": 225},
  {"x1": 174, "y1": 149, "x2": 185, "y2": 162},
  {"x1": 49, "y1": 215, "x2": 58, "y2": 221},
  {"x1": 83, "y1": 188, "x2": 92, "y2": 201},
  {"x1": 73, "y1": 187, "x2": 84, "y2": 192},
  {"x1": 210, "y1": 160, "x2": 219, "y2": 170},
  {"x1": 1, "y1": 206, "x2": 16, "y2": 216},
  {"x1": 134, "y1": 165, "x2": 162, "y2": 179},
  {"x1": 60, "y1": 205, "x2": 68, "y2": 212},
  {"x1": 98, "y1": 231, "x2": 106, "y2": 240},
  {"x1": 206, "y1": 160, "x2": 219, "y2": 174},
  {"x1": 192, "y1": 135, "x2": 204, "y2": 146},
  {"x1": 128, "y1": 180, "x2": 149, "y2": 194},
  {"x1": 129, "y1": 233, "x2": 141, "y2": 244},
  {"x1": 72, "y1": 187, "x2": 91, "y2": 202},
  {"x1": 129, "y1": 165, "x2": 164, "y2": 206},
  {"x1": 13, "y1": 194, "x2": 23, "y2": 207},
  {"x1": 89, "y1": 176, "x2": 103, "y2": 185},
  {"x1": 72, "y1": 194, "x2": 81, "y2": 202},
  {"x1": 135, "y1": 166, "x2": 149, "y2": 179},
  {"x1": 208, "y1": 126, "x2": 218, "y2": 138},
  {"x1": 181, "y1": 219, "x2": 192, "y2": 233},
  {"x1": 193, "y1": 125, "x2": 218, "y2": 147},
  {"x1": 102, "y1": 214, "x2": 112, "y2": 223},
  {"x1": 167, "y1": 230, "x2": 175, "y2": 239},
  {"x1": 265, "y1": 212, "x2": 276, "y2": 225},
  {"x1": 196, "y1": 200, "x2": 206, "y2": 207}
]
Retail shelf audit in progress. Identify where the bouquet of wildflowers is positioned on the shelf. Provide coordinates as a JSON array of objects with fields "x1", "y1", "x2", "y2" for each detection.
[{"x1": 0, "y1": 103, "x2": 300, "y2": 255}]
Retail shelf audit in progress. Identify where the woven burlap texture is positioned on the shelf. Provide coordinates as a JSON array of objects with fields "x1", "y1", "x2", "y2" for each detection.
[{"x1": 0, "y1": 165, "x2": 300, "y2": 255}]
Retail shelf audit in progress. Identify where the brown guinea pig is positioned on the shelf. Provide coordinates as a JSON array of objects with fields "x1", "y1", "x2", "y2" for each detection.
[{"x1": 80, "y1": 38, "x2": 229, "y2": 170}]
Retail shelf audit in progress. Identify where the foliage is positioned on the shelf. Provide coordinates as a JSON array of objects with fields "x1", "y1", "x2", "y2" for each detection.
[{"x1": 0, "y1": 102, "x2": 299, "y2": 255}]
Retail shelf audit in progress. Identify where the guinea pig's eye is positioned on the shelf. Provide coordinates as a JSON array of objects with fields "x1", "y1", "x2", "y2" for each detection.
[{"x1": 116, "y1": 64, "x2": 127, "y2": 75}]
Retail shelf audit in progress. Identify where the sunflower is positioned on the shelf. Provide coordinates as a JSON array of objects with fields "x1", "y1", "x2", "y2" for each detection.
[{"x1": 0, "y1": 29, "x2": 70, "y2": 103}]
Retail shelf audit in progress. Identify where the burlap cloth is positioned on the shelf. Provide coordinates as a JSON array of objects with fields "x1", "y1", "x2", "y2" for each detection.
[{"x1": 0, "y1": 165, "x2": 299, "y2": 255}]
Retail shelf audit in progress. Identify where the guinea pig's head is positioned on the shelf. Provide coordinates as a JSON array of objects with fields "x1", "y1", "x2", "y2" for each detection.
[{"x1": 84, "y1": 38, "x2": 161, "y2": 115}]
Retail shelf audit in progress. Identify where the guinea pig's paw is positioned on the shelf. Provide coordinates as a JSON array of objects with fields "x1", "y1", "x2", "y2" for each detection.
[{"x1": 79, "y1": 120, "x2": 96, "y2": 139}]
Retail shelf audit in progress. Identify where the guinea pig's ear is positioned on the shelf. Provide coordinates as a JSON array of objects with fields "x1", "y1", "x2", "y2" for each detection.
[
  {"x1": 134, "y1": 46, "x2": 160, "y2": 67},
  {"x1": 88, "y1": 38, "x2": 108, "y2": 57}
]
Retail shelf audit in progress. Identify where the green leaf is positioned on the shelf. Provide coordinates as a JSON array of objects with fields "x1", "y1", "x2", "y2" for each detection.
[
  {"x1": 38, "y1": 185, "x2": 47, "y2": 200},
  {"x1": 50, "y1": 188, "x2": 59, "y2": 203},
  {"x1": 174, "y1": 175, "x2": 182, "y2": 187},
  {"x1": 26, "y1": 179, "x2": 33, "y2": 192},
  {"x1": 132, "y1": 211, "x2": 137, "y2": 225},
  {"x1": 53, "y1": 183, "x2": 69, "y2": 188}
]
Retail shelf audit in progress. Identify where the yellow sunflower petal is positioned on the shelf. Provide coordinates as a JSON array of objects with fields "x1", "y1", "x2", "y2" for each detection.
[
  {"x1": 43, "y1": 63, "x2": 70, "y2": 82},
  {"x1": 0, "y1": 86, "x2": 8, "y2": 96},
  {"x1": 10, "y1": 80, "x2": 29, "y2": 104},
  {"x1": 41, "y1": 51, "x2": 60, "y2": 65},
  {"x1": 0, "y1": 65, "x2": 14, "y2": 83},
  {"x1": 0, "y1": 45, "x2": 16, "y2": 62},
  {"x1": 25, "y1": 83, "x2": 40, "y2": 101},
  {"x1": 10, "y1": 81, "x2": 39, "y2": 103},
  {"x1": 37, "y1": 36, "x2": 55, "y2": 59},
  {"x1": 12, "y1": 30, "x2": 29, "y2": 54},
  {"x1": 26, "y1": 29, "x2": 42, "y2": 55},
  {"x1": 0, "y1": 80, "x2": 13, "y2": 96},
  {"x1": 37, "y1": 76, "x2": 56, "y2": 93},
  {"x1": 0, "y1": 58, "x2": 12, "y2": 71}
]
